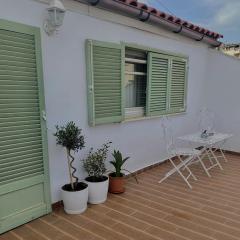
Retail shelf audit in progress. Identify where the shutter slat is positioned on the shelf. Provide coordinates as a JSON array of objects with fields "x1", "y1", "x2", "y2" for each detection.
[
  {"x1": 0, "y1": 28, "x2": 44, "y2": 185},
  {"x1": 0, "y1": 60, "x2": 36, "y2": 68},
  {"x1": 0, "y1": 64, "x2": 36, "y2": 72},
  {"x1": 87, "y1": 40, "x2": 123, "y2": 126},
  {"x1": 0, "y1": 167, "x2": 44, "y2": 185},
  {"x1": 0, "y1": 153, "x2": 42, "y2": 166},
  {"x1": 0, "y1": 29, "x2": 34, "y2": 40},
  {"x1": 0, "y1": 32, "x2": 34, "y2": 44},
  {"x1": 169, "y1": 58, "x2": 187, "y2": 111},
  {"x1": 146, "y1": 53, "x2": 169, "y2": 116},
  {"x1": 0, "y1": 92, "x2": 38, "y2": 99},
  {"x1": 0, "y1": 120, "x2": 40, "y2": 128},
  {"x1": 0, "y1": 70, "x2": 37, "y2": 77},
  {"x1": 0, "y1": 44, "x2": 35, "y2": 54},
  {"x1": 0, "y1": 85, "x2": 38, "y2": 91},
  {"x1": 0, "y1": 111, "x2": 39, "y2": 118},
  {"x1": 0, "y1": 127, "x2": 41, "y2": 138},
  {"x1": 0, "y1": 80, "x2": 37, "y2": 86},
  {"x1": 0, "y1": 143, "x2": 42, "y2": 157},
  {"x1": 0, "y1": 148, "x2": 42, "y2": 163},
  {"x1": 0, "y1": 133, "x2": 42, "y2": 143},
  {"x1": 0, "y1": 49, "x2": 35, "y2": 59},
  {"x1": 0, "y1": 75, "x2": 37, "y2": 81},
  {"x1": 0, "y1": 102, "x2": 39, "y2": 108},
  {"x1": 0, "y1": 173, "x2": 42, "y2": 186},
  {"x1": 0, "y1": 107, "x2": 39, "y2": 114},
  {"x1": 0, "y1": 38, "x2": 35, "y2": 50},
  {"x1": 0, "y1": 160, "x2": 43, "y2": 175},
  {"x1": 0, "y1": 55, "x2": 36, "y2": 64}
]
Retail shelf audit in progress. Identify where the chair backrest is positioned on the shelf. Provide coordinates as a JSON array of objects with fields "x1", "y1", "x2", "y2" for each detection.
[
  {"x1": 198, "y1": 107, "x2": 215, "y2": 133},
  {"x1": 161, "y1": 116, "x2": 176, "y2": 155}
]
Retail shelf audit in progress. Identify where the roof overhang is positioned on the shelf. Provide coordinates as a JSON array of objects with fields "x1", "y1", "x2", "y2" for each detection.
[{"x1": 74, "y1": 0, "x2": 223, "y2": 47}]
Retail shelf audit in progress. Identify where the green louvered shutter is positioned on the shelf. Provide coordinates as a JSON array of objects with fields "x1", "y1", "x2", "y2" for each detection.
[
  {"x1": 86, "y1": 40, "x2": 123, "y2": 126},
  {"x1": 0, "y1": 20, "x2": 51, "y2": 234},
  {"x1": 146, "y1": 52, "x2": 170, "y2": 116},
  {"x1": 169, "y1": 57, "x2": 187, "y2": 113}
]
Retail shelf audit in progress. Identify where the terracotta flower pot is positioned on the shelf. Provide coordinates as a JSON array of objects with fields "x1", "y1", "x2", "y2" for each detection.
[{"x1": 109, "y1": 173, "x2": 125, "y2": 194}]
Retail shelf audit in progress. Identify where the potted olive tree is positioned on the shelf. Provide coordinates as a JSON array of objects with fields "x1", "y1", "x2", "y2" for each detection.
[
  {"x1": 82, "y1": 142, "x2": 111, "y2": 204},
  {"x1": 54, "y1": 121, "x2": 88, "y2": 214},
  {"x1": 109, "y1": 150, "x2": 138, "y2": 194}
]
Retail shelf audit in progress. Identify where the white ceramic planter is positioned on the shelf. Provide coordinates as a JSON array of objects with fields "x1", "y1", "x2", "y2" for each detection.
[
  {"x1": 85, "y1": 176, "x2": 109, "y2": 204},
  {"x1": 61, "y1": 183, "x2": 88, "y2": 214}
]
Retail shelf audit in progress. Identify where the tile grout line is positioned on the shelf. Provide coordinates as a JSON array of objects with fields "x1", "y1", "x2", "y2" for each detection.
[
  {"x1": 125, "y1": 183, "x2": 240, "y2": 225},
  {"x1": 25, "y1": 224, "x2": 51, "y2": 240},
  {"x1": 52, "y1": 212, "x2": 132, "y2": 240},
  {"x1": 9, "y1": 231, "x2": 23, "y2": 240},
  {"x1": 90, "y1": 207, "x2": 185, "y2": 239},
  {"x1": 127, "y1": 178, "x2": 240, "y2": 218},
  {"x1": 137, "y1": 172, "x2": 240, "y2": 208},
  {"x1": 108, "y1": 191, "x2": 240, "y2": 239},
  {"x1": 39, "y1": 218, "x2": 80, "y2": 240},
  {"x1": 105, "y1": 198, "x2": 217, "y2": 240},
  {"x1": 139, "y1": 175, "x2": 240, "y2": 213},
  {"x1": 54, "y1": 211, "x2": 165, "y2": 240},
  {"x1": 53, "y1": 213, "x2": 107, "y2": 240},
  {"x1": 125, "y1": 183, "x2": 240, "y2": 234}
]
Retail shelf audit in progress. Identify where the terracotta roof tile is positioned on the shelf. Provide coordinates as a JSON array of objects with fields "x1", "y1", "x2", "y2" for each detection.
[{"x1": 117, "y1": 0, "x2": 223, "y2": 39}]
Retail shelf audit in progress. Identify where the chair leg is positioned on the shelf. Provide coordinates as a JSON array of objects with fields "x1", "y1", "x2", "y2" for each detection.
[
  {"x1": 178, "y1": 155, "x2": 197, "y2": 181},
  {"x1": 177, "y1": 169, "x2": 193, "y2": 189},
  {"x1": 158, "y1": 174, "x2": 169, "y2": 184},
  {"x1": 159, "y1": 157, "x2": 193, "y2": 189},
  {"x1": 198, "y1": 155, "x2": 211, "y2": 177},
  {"x1": 158, "y1": 157, "x2": 175, "y2": 184}
]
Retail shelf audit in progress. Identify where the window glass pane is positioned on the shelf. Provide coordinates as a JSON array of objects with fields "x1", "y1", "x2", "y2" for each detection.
[
  {"x1": 125, "y1": 69, "x2": 146, "y2": 108},
  {"x1": 125, "y1": 48, "x2": 146, "y2": 60},
  {"x1": 125, "y1": 49, "x2": 147, "y2": 110},
  {"x1": 136, "y1": 75, "x2": 146, "y2": 107}
]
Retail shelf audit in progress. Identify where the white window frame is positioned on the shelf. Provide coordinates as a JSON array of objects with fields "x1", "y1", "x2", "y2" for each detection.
[{"x1": 124, "y1": 56, "x2": 147, "y2": 119}]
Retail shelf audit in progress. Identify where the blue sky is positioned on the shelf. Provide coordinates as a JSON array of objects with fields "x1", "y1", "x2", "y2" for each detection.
[{"x1": 140, "y1": 0, "x2": 240, "y2": 43}]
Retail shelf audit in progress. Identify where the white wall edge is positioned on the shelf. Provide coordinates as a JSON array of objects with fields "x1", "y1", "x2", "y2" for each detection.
[{"x1": 32, "y1": 0, "x2": 211, "y2": 49}]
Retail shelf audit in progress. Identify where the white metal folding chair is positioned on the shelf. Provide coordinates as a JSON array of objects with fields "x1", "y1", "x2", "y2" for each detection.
[
  {"x1": 159, "y1": 116, "x2": 200, "y2": 189},
  {"x1": 198, "y1": 108, "x2": 226, "y2": 165},
  {"x1": 199, "y1": 107, "x2": 215, "y2": 133}
]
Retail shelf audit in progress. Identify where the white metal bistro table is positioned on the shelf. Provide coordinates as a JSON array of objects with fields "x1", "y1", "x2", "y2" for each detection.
[{"x1": 178, "y1": 133, "x2": 233, "y2": 177}]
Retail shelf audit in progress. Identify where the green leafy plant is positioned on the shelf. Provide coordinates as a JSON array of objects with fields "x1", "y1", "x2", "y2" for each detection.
[
  {"x1": 83, "y1": 142, "x2": 111, "y2": 181},
  {"x1": 110, "y1": 150, "x2": 138, "y2": 183},
  {"x1": 54, "y1": 121, "x2": 85, "y2": 190},
  {"x1": 110, "y1": 150, "x2": 130, "y2": 177}
]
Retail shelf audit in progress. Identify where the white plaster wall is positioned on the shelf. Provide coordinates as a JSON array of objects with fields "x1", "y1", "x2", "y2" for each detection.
[
  {"x1": 204, "y1": 50, "x2": 240, "y2": 152},
  {"x1": 0, "y1": 0, "x2": 210, "y2": 202}
]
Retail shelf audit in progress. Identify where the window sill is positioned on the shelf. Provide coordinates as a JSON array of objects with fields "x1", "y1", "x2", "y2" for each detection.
[
  {"x1": 125, "y1": 107, "x2": 145, "y2": 119},
  {"x1": 122, "y1": 111, "x2": 187, "y2": 123}
]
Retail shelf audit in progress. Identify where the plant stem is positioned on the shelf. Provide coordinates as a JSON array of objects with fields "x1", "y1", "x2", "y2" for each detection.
[
  {"x1": 67, "y1": 149, "x2": 74, "y2": 190},
  {"x1": 67, "y1": 149, "x2": 79, "y2": 190}
]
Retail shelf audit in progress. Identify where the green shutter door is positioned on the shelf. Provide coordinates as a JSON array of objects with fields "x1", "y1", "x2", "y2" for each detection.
[
  {"x1": 86, "y1": 40, "x2": 123, "y2": 126},
  {"x1": 0, "y1": 20, "x2": 51, "y2": 234},
  {"x1": 169, "y1": 57, "x2": 187, "y2": 113},
  {"x1": 146, "y1": 52, "x2": 170, "y2": 116}
]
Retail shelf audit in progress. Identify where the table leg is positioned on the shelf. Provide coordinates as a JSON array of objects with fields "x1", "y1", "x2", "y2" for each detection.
[
  {"x1": 219, "y1": 148, "x2": 228, "y2": 162},
  {"x1": 205, "y1": 148, "x2": 214, "y2": 165},
  {"x1": 209, "y1": 148, "x2": 224, "y2": 170},
  {"x1": 197, "y1": 154, "x2": 211, "y2": 177}
]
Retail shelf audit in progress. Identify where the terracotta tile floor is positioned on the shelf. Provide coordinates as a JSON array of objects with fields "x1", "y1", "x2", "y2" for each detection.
[{"x1": 2, "y1": 153, "x2": 240, "y2": 240}]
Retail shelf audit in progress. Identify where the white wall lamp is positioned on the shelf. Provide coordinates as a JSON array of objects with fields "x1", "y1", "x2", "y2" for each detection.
[{"x1": 44, "y1": 0, "x2": 66, "y2": 35}]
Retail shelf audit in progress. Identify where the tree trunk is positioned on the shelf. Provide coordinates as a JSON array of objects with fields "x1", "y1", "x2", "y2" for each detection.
[{"x1": 66, "y1": 149, "x2": 74, "y2": 190}]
